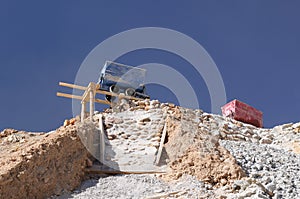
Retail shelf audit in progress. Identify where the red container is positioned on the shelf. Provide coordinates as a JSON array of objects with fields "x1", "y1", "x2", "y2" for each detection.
[{"x1": 221, "y1": 99, "x2": 263, "y2": 128}]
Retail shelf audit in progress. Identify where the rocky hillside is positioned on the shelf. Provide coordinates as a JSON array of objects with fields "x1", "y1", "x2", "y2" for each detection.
[{"x1": 1, "y1": 99, "x2": 300, "y2": 198}]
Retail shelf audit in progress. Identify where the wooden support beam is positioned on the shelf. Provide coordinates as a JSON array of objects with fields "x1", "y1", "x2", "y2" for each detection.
[
  {"x1": 98, "y1": 114, "x2": 105, "y2": 163},
  {"x1": 81, "y1": 102, "x2": 86, "y2": 122},
  {"x1": 94, "y1": 98, "x2": 111, "y2": 105},
  {"x1": 56, "y1": 92, "x2": 82, "y2": 100},
  {"x1": 85, "y1": 166, "x2": 166, "y2": 175},
  {"x1": 89, "y1": 90, "x2": 94, "y2": 121},
  {"x1": 59, "y1": 82, "x2": 86, "y2": 91},
  {"x1": 57, "y1": 92, "x2": 111, "y2": 105},
  {"x1": 144, "y1": 191, "x2": 186, "y2": 199},
  {"x1": 82, "y1": 83, "x2": 92, "y2": 103},
  {"x1": 155, "y1": 122, "x2": 167, "y2": 165}
]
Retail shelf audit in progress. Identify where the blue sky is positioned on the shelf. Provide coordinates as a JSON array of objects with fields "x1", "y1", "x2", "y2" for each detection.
[{"x1": 1, "y1": 1, "x2": 300, "y2": 131}]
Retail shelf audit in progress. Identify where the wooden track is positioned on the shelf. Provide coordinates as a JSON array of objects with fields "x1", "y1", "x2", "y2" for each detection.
[{"x1": 58, "y1": 82, "x2": 142, "y2": 102}]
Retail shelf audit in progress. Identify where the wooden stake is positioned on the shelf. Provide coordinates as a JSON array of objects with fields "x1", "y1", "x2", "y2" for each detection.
[
  {"x1": 98, "y1": 114, "x2": 105, "y2": 163},
  {"x1": 89, "y1": 90, "x2": 94, "y2": 121},
  {"x1": 155, "y1": 122, "x2": 167, "y2": 165},
  {"x1": 56, "y1": 92, "x2": 82, "y2": 100},
  {"x1": 59, "y1": 82, "x2": 86, "y2": 90},
  {"x1": 81, "y1": 102, "x2": 86, "y2": 122},
  {"x1": 85, "y1": 166, "x2": 166, "y2": 175},
  {"x1": 144, "y1": 190, "x2": 186, "y2": 199}
]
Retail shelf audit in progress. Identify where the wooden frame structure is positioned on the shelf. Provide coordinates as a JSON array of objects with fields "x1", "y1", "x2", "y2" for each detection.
[{"x1": 57, "y1": 81, "x2": 142, "y2": 122}]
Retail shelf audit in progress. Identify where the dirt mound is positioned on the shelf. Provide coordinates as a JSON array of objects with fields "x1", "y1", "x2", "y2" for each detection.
[
  {"x1": 0, "y1": 125, "x2": 91, "y2": 199},
  {"x1": 164, "y1": 144, "x2": 245, "y2": 186},
  {"x1": 162, "y1": 107, "x2": 245, "y2": 186}
]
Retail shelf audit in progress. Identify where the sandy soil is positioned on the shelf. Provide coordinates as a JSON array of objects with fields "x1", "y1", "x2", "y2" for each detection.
[{"x1": 0, "y1": 125, "x2": 91, "y2": 199}]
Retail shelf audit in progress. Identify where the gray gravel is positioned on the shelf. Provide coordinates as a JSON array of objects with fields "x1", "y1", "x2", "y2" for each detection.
[
  {"x1": 55, "y1": 139, "x2": 300, "y2": 199},
  {"x1": 220, "y1": 140, "x2": 300, "y2": 198},
  {"x1": 51, "y1": 104, "x2": 300, "y2": 198},
  {"x1": 54, "y1": 174, "x2": 214, "y2": 199}
]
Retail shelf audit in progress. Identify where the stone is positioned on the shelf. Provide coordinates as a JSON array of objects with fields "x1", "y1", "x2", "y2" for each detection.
[
  {"x1": 160, "y1": 103, "x2": 166, "y2": 108},
  {"x1": 121, "y1": 134, "x2": 129, "y2": 139},
  {"x1": 154, "y1": 188, "x2": 164, "y2": 193},
  {"x1": 63, "y1": 119, "x2": 70, "y2": 127},
  {"x1": 294, "y1": 127, "x2": 300, "y2": 133},
  {"x1": 257, "y1": 193, "x2": 269, "y2": 199},
  {"x1": 260, "y1": 138, "x2": 272, "y2": 144},
  {"x1": 108, "y1": 134, "x2": 117, "y2": 140},
  {"x1": 140, "y1": 117, "x2": 151, "y2": 123},
  {"x1": 129, "y1": 136, "x2": 137, "y2": 141},
  {"x1": 221, "y1": 178, "x2": 227, "y2": 185},
  {"x1": 266, "y1": 183, "x2": 276, "y2": 192},
  {"x1": 151, "y1": 137, "x2": 161, "y2": 142},
  {"x1": 168, "y1": 103, "x2": 175, "y2": 108},
  {"x1": 106, "y1": 117, "x2": 124, "y2": 124},
  {"x1": 220, "y1": 131, "x2": 226, "y2": 138},
  {"x1": 152, "y1": 142, "x2": 160, "y2": 147},
  {"x1": 69, "y1": 119, "x2": 76, "y2": 126},
  {"x1": 281, "y1": 123, "x2": 293, "y2": 130}
]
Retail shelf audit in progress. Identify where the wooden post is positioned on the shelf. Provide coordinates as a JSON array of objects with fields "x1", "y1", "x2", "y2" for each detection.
[
  {"x1": 89, "y1": 90, "x2": 94, "y2": 121},
  {"x1": 155, "y1": 122, "x2": 167, "y2": 165},
  {"x1": 81, "y1": 102, "x2": 86, "y2": 122},
  {"x1": 98, "y1": 114, "x2": 105, "y2": 163}
]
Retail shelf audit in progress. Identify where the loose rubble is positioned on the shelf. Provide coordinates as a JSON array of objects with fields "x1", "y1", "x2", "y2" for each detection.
[
  {"x1": 1, "y1": 99, "x2": 300, "y2": 198},
  {"x1": 62, "y1": 99, "x2": 300, "y2": 198},
  {"x1": 220, "y1": 140, "x2": 300, "y2": 198}
]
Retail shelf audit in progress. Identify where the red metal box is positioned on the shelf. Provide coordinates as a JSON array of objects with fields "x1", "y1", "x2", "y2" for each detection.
[{"x1": 221, "y1": 99, "x2": 263, "y2": 127}]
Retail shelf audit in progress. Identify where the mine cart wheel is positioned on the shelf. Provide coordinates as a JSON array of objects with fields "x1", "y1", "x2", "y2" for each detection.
[
  {"x1": 109, "y1": 84, "x2": 120, "y2": 93},
  {"x1": 125, "y1": 88, "x2": 135, "y2": 96}
]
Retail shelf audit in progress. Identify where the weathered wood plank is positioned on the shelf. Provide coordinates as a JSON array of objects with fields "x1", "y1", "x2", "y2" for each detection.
[
  {"x1": 144, "y1": 190, "x2": 186, "y2": 199},
  {"x1": 59, "y1": 82, "x2": 86, "y2": 90},
  {"x1": 56, "y1": 92, "x2": 82, "y2": 100},
  {"x1": 85, "y1": 166, "x2": 166, "y2": 175},
  {"x1": 57, "y1": 92, "x2": 111, "y2": 105},
  {"x1": 98, "y1": 114, "x2": 105, "y2": 163},
  {"x1": 155, "y1": 122, "x2": 167, "y2": 165}
]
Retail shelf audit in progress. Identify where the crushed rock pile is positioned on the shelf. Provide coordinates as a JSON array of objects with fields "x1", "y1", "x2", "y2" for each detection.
[{"x1": 2, "y1": 98, "x2": 300, "y2": 198}]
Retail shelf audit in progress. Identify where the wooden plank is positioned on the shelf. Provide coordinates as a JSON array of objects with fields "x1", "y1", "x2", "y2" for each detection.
[
  {"x1": 95, "y1": 98, "x2": 111, "y2": 105},
  {"x1": 82, "y1": 83, "x2": 92, "y2": 102},
  {"x1": 144, "y1": 191, "x2": 186, "y2": 199},
  {"x1": 85, "y1": 167, "x2": 166, "y2": 175},
  {"x1": 81, "y1": 102, "x2": 85, "y2": 122},
  {"x1": 57, "y1": 92, "x2": 111, "y2": 105},
  {"x1": 59, "y1": 82, "x2": 87, "y2": 90},
  {"x1": 57, "y1": 92, "x2": 82, "y2": 100},
  {"x1": 89, "y1": 90, "x2": 94, "y2": 121},
  {"x1": 155, "y1": 122, "x2": 167, "y2": 165},
  {"x1": 98, "y1": 114, "x2": 105, "y2": 163}
]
